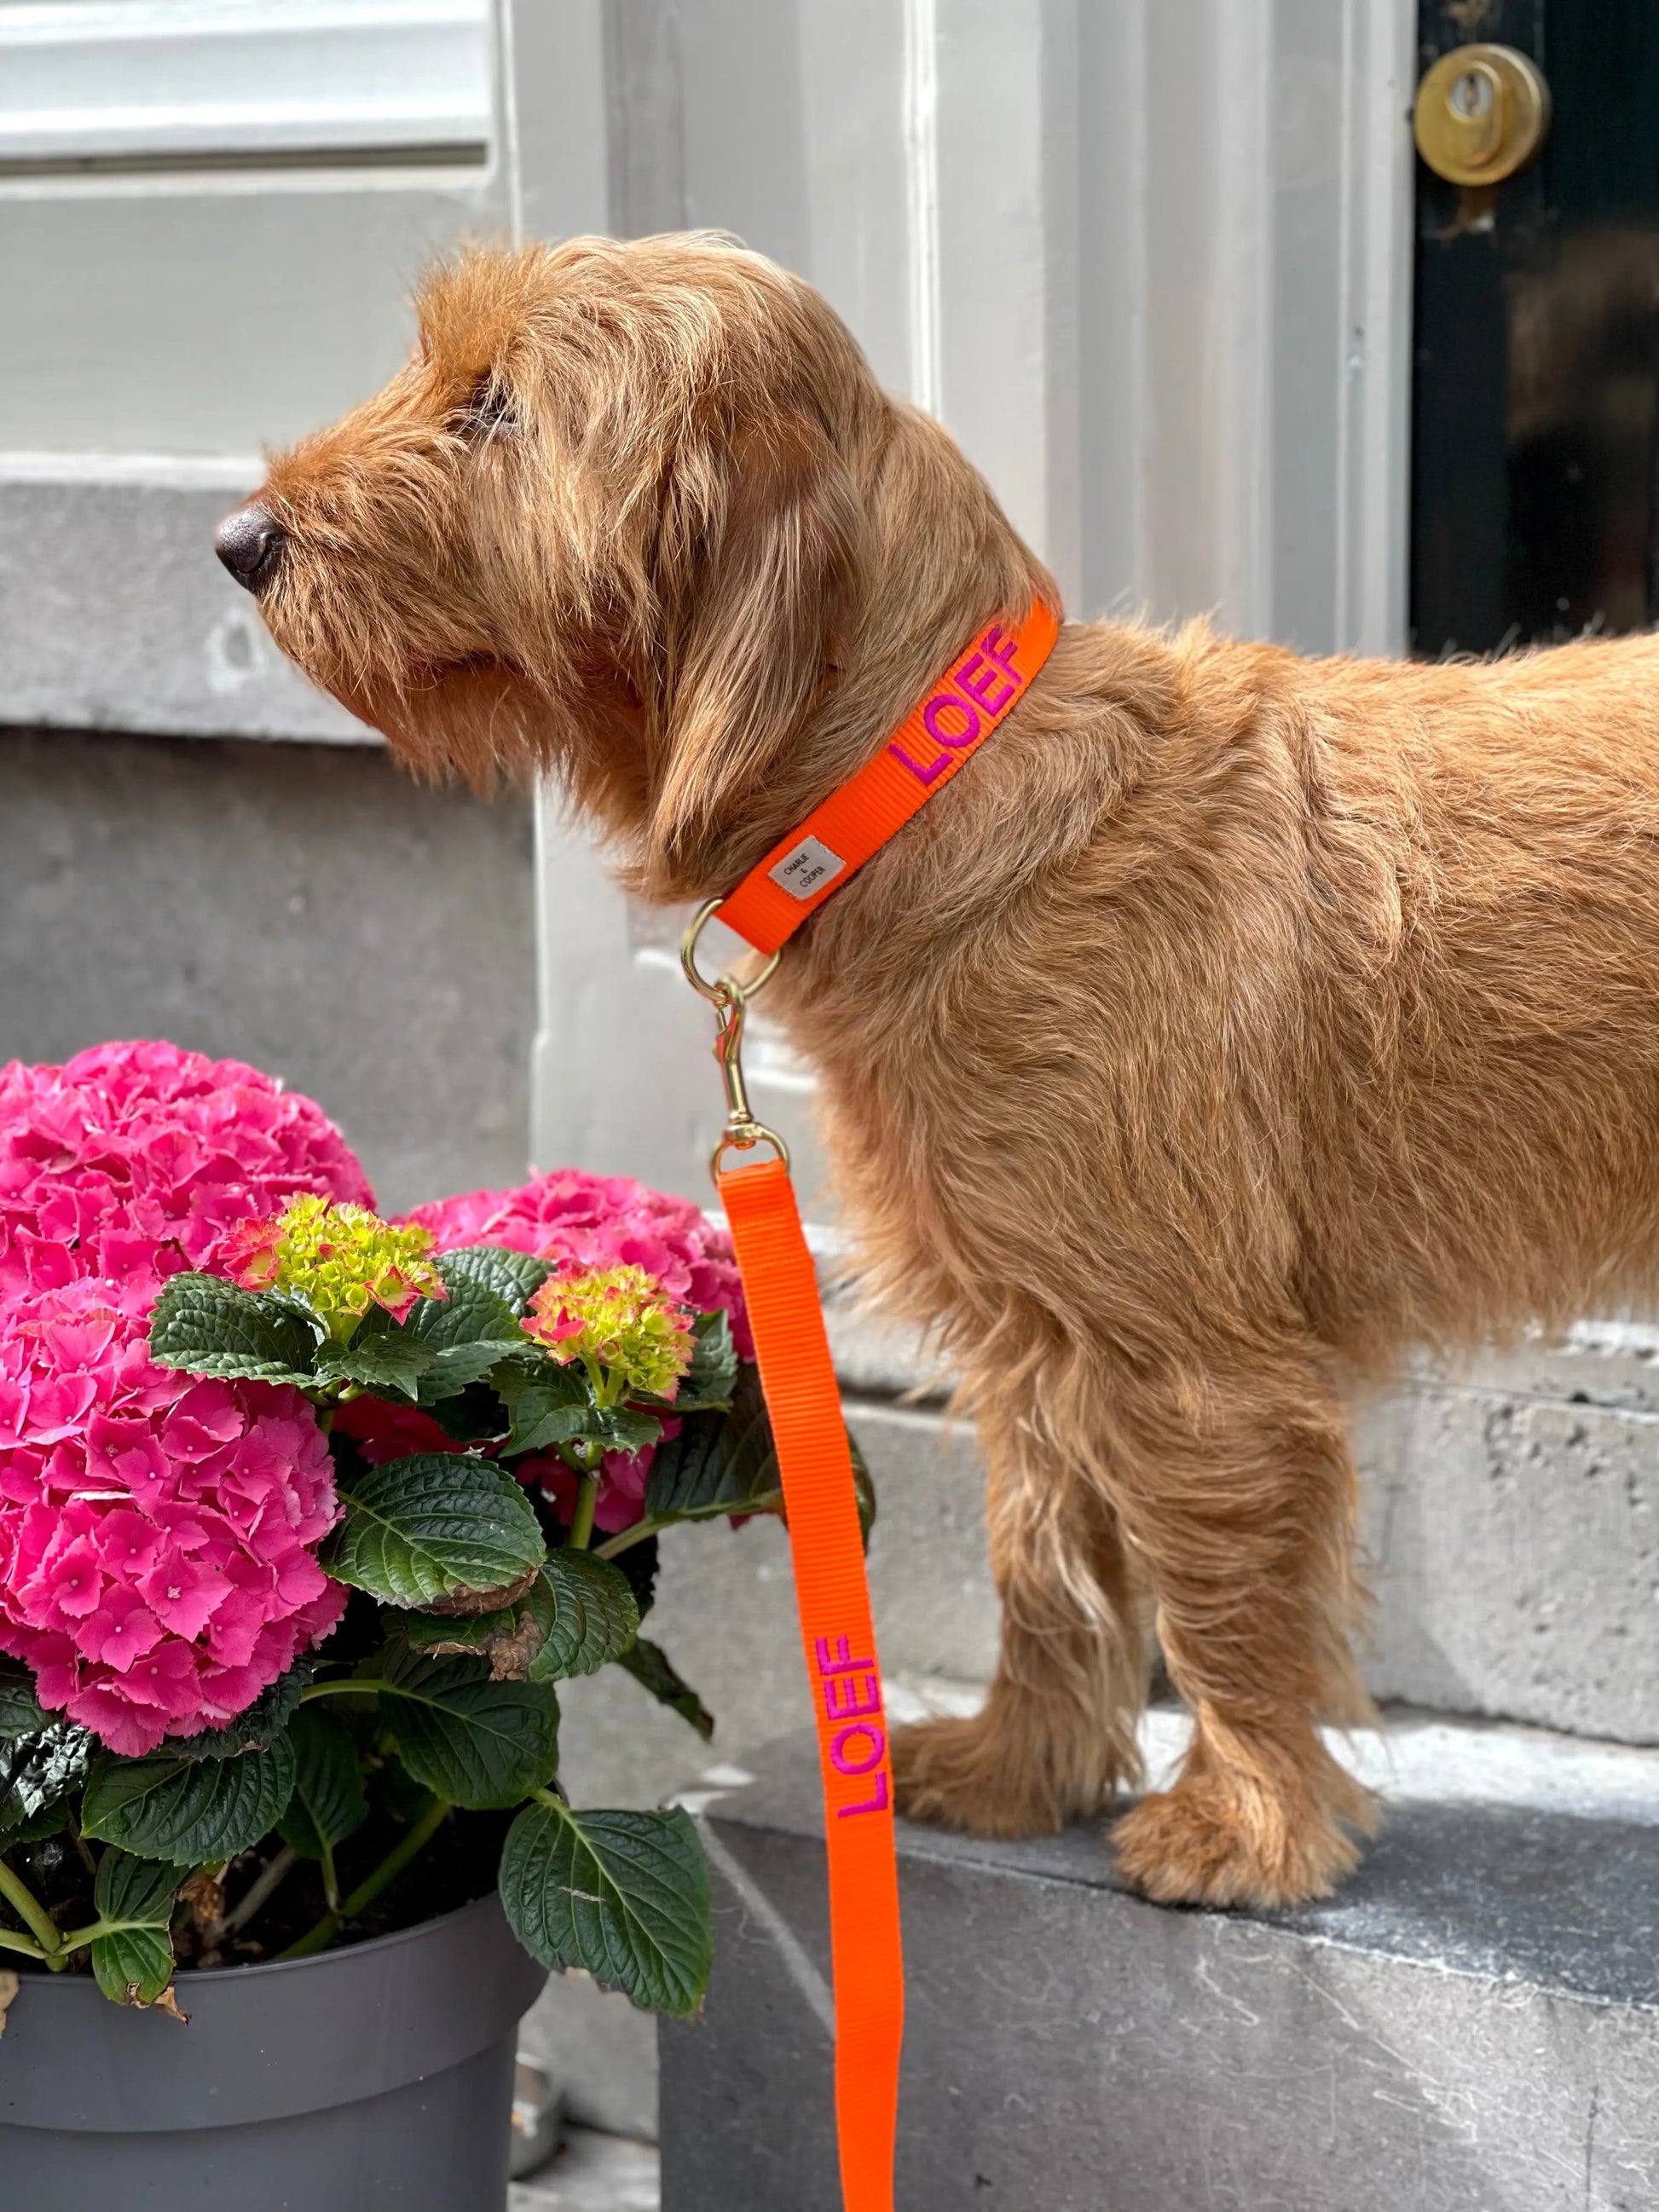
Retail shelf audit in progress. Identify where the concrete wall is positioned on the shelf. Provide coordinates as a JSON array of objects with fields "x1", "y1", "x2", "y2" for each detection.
[{"x1": 0, "y1": 725, "x2": 536, "y2": 1216}]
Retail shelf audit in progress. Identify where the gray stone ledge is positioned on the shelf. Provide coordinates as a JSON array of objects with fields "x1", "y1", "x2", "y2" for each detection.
[
  {"x1": 660, "y1": 1728, "x2": 1659, "y2": 2212},
  {"x1": 0, "y1": 459, "x2": 374, "y2": 743},
  {"x1": 1356, "y1": 1372, "x2": 1659, "y2": 1743},
  {"x1": 517, "y1": 1975, "x2": 660, "y2": 2146},
  {"x1": 0, "y1": 723, "x2": 534, "y2": 1214},
  {"x1": 821, "y1": 1280, "x2": 945, "y2": 1402}
]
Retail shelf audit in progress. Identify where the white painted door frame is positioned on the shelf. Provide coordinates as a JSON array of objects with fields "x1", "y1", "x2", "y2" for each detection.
[{"x1": 515, "y1": 0, "x2": 1419, "y2": 1210}]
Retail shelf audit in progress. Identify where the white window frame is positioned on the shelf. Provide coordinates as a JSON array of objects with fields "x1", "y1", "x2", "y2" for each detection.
[
  {"x1": 0, "y1": 0, "x2": 609, "y2": 745},
  {"x1": 0, "y1": 2, "x2": 493, "y2": 169}
]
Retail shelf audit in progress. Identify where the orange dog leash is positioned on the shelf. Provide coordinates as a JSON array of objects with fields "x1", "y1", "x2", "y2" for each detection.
[
  {"x1": 720, "y1": 1154, "x2": 905, "y2": 2207},
  {"x1": 680, "y1": 598, "x2": 1059, "y2": 2209}
]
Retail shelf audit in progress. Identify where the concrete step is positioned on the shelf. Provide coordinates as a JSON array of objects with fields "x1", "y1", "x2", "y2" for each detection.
[
  {"x1": 659, "y1": 1714, "x2": 1659, "y2": 2212},
  {"x1": 1360, "y1": 1331, "x2": 1659, "y2": 1741},
  {"x1": 539, "y1": 1339, "x2": 1659, "y2": 2139},
  {"x1": 554, "y1": 1360, "x2": 1659, "y2": 1817},
  {"x1": 508, "y1": 2128, "x2": 658, "y2": 2211}
]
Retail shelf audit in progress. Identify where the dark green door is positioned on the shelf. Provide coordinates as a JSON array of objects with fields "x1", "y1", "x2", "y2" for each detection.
[{"x1": 1412, "y1": 2, "x2": 1659, "y2": 656}]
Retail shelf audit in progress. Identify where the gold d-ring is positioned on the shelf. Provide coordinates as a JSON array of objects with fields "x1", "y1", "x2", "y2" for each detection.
[
  {"x1": 711, "y1": 1128, "x2": 791, "y2": 1179},
  {"x1": 679, "y1": 898, "x2": 781, "y2": 1005}
]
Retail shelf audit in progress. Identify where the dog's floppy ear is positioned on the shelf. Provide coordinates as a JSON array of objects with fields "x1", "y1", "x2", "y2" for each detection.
[{"x1": 650, "y1": 408, "x2": 862, "y2": 882}]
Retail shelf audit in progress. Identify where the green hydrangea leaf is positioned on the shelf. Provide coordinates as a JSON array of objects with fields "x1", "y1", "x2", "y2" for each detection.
[
  {"x1": 90, "y1": 1851, "x2": 182, "y2": 2008},
  {"x1": 0, "y1": 1719, "x2": 94, "y2": 1845},
  {"x1": 499, "y1": 1800, "x2": 711, "y2": 2017},
  {"x1": 526, "y1": 1552, "x2": 640, "y2": 1684},
  {"x1": 435, "y1": 1245, "x2": 556, "y2": 1318},
  {"x1": 321, "y1": 1452, "x2": 546, "y2": 1608},
  {"x1": 419, "y1": 1380, "x2": 512, "y2": 1444},
  {"x1": 0, "y1": 1659, "x2": 49, "y2": 1739},
  {"x1": 379, "y1": 1648, "x2": 560, "y2": 1809},
  {"x1": 611, "y1": 1536, "x2": 658, "y2": 1627},
  {"x1": 512, "y1": 1401, "x2": 591, "y2": 1449},
  {"x1": 642, "y1": 1372, "x2": 875, "y2": 1544},
  {"x1": 313, "y1": 1307, "x2": 436, "y2": 1401},
  {"x1": 643, "y1": 1367, "x2": 784, "y2": 1522},
  {"x1": 395, "y1": 1605, "x2": 518, "y2": 1655},
  {"x1": 167, "y1": 1659, "x2": 313, "y2": 1760},
  {"x1": 93, "y1": 1846, "x2": 182, "y2": 1926},
  {"x1": 392, "y1": 1551, "x2": 638, "y2": 1684},
  {"x1": 82, "y1": 1734, "x2": 297, "y2": 1864},
  {"x1": 851, "y1": 1429, "x2": 876, "y2": 1545},
  {"x1": 498, "y1": 1382, "x2": 659, "y2": 1461},
  {"x1": 276, "y1": 1707, "x2": 369, "y2": 1858},
  {"x1": 373, "y1": 1748, "x2": 435, "y2": 1828},
  {"x1": 147, "y1": 1273, "x2": 320, "y2": 1385},
  {"x1": 495, "y1": 1363, "x2": 597, "y2": 1453},
  {"x1": 394, "y1": 1605, "x2": 545, "y2": 1680},
  {"x1": 592, "y1": 1406, "x2": 663, "y2": 1456},
  {"x1": 405, "y1": 1267, "x2": 529, "y2": 1401},
  {"x1": 416, "y1": 1343, "x2": 529, "y2": 1402},
  {"x1": 91, "y1": 1925, "x2": 177, "y2": 2008},
  {"x1": 428, "y1": 1259, "x2": 529, "y2": 1330},
  {"x1": 616, "y1": 1637, "x2": 715, "y2": 1741}
]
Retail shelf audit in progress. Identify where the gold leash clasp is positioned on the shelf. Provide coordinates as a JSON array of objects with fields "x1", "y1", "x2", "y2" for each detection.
[{"x1": 680, "y1": 898, "x2": 790, "y2": 1183}]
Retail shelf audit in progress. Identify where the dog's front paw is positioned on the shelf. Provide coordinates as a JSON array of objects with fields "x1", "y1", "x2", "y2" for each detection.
[
  {"x1": 1110, "y1": 1777, "x2": 1361, "y2": 1909},
  {"x1": 891, "y1": 1692, "x2": 1131, "y2": 1839},
  {"x1": 890, "y1": 1713, "x2": 1064, "y2": 1839}
]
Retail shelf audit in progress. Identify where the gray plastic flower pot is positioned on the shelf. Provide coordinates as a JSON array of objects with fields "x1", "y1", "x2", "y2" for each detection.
[{"x1": 0, "y1": 1890, "x2": 547, "y2": 2210}]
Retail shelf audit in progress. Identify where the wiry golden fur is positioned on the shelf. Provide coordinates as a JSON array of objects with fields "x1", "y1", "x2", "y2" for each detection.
[{"x1": 240, "y1": 234, "x2": 1659, "y2": 1906}]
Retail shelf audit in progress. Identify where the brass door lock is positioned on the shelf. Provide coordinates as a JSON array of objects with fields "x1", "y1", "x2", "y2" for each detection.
[{"x1": 1414, "y1": 43, "x2": 1551, "y2": 188}]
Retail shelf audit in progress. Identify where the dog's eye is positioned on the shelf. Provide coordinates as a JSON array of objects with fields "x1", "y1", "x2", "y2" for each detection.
[{"x1": 457, "y1": 373, "x2": 517, "y2": 442}]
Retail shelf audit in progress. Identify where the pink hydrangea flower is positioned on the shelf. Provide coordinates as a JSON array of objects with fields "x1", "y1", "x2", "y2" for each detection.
[
  {"x1": 219, "y1": 1195, "x2": 446, "y2": 1337},
  {"x1": 401, "y1": 1168, "x2": 749, "y2": 1357},
  {"x1": 0, "y1": 1042, "x2": 369, "y2": 1752},
  {"x1": 523, "y1": 1263, "x2": 695, "y2": 1401},
  {"x1": 402, "y1": 1169, "x2": 750, "y2": 1537},
  {"x1": 0, "y1": 1040, "x2": 373, "y2": 1298},
  {"x1": 0, "y1": 1268, "x2": 344, "y2": 1755}
]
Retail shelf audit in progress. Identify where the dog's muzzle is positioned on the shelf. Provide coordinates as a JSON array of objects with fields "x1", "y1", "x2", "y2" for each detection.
[{"x1": 213, "y1": 503, "x2": 286, "y2": 594}]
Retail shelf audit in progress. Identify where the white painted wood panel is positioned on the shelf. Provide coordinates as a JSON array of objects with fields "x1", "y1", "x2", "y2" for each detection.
[
  {"x1": 528, "y1": 0, "x2": 1419, "y2": 1212},
  {"x1": 0, "y1": 2, "x2": 491, "y2": 167},
  {"x1": 0, "y1": 0, "x2": 508, "y2": 455}
]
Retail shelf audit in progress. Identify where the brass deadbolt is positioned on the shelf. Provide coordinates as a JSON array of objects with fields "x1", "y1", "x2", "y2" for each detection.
[{"x1": 1414, "y1": 43, "x2": 1551, "y2": 188}]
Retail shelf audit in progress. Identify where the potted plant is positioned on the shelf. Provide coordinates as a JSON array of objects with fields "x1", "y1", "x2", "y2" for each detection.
[{"x1": 0, "y1": 1042, "x2": 869, "y2": 2210}]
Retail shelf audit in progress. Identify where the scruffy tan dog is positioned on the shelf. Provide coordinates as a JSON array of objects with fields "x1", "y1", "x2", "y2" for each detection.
[{"x1": 217, "y1": 234, "x2": 1659, "y2": 1908}]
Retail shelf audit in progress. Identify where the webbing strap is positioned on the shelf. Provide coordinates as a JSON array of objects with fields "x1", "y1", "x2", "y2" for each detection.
[
  {"x1": 718, "y1": 1154, "x2": 904, "y2": 2212},
  {"x1": 697, "y1": 600, "x2": 1060, "y2": 2198},
  {"x1": 716, "y1": 600, "x2": 1061, "y2": 956}
]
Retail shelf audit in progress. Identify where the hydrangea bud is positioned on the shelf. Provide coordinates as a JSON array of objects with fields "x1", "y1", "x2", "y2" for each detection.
[{"x1": 523, "y1": 1262, "x2": 694, "y2": 1401}]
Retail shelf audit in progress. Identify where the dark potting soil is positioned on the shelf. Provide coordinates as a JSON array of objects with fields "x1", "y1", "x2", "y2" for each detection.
[{"x1": 3, "y1": 1806, "x2": 512, "y2": 1980}]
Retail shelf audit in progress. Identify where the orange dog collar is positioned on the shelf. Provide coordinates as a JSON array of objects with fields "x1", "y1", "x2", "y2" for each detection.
[{"x1": 716, "y1": 598, "x2": 1061, "y2": 955}]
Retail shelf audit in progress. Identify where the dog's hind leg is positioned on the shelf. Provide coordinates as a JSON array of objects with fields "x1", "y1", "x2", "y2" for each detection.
[
  {"x1": 891, "y1": 1398, "x2": 1148, "y2": 1838},
  {"x1": 1106, "y1": 1340, "x2": 1376, "y2": 1908}
]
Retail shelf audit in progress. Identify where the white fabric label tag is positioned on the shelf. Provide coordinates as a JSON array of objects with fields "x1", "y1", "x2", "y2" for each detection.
[{"x1": 769, "y1": 835, "x2": 847, "y2": 901}]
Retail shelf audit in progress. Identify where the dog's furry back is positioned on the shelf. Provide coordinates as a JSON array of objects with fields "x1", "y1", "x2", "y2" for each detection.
[{"x1": 772, "y1": 615, "x2": 1659, "y2": 1392}]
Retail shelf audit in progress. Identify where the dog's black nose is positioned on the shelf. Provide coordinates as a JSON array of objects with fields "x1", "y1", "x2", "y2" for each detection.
[{"x1": 214, "y1": 503, "x2": 285, "y2": 592}]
